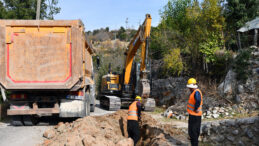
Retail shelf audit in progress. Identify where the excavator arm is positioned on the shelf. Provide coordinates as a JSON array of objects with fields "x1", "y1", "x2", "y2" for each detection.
[
  {"x1": 99, "y1": 14, "x2": 155, "y2": 111},
  {"x1": 124, "y1": 14, "x2": 152, "y2": 85}
]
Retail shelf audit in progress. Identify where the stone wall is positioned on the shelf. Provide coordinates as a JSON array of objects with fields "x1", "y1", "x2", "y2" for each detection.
[{"x1": 200, "y1": 116, "x2": 259, "y2": 145}]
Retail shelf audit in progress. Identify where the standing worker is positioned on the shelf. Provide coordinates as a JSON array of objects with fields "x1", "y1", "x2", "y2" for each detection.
[
  {"x1": 127, "y1": 96, "x2": 142, "y2": 146},
  {"x1": 186, "y1": 78, "x2": 203, "y2": 146}
]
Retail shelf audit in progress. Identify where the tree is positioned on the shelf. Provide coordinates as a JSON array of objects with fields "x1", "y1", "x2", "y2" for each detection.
[
  {"x1": 224, "y1": 0, "x2": 259, "y2": 50},
  {"x1": 224, "y1": 0, "x2": 259, "y2": 31},
  {"x1": 117, "y1": 26, "x2": 126, "y2": 41},
  {"x1": 105, "y1": 27, "x2": 109, "y2": 32},
  {"x1": 2, "y1": 0, "x2": 60, "y2": 19},
  {"x1": 150, "y1": 0, "x2": 227, "y2": 77},
  {"x1": 163, "y1": 48, "x2": 184, "y2": 76},
  {"x1": 0, "y1": 1, "x2": 6, "y2": 18}
]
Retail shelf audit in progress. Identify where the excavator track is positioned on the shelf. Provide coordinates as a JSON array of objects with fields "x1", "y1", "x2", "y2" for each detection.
[{"x1": 100, "y1": 95, "x2": 121, "y2": 111}]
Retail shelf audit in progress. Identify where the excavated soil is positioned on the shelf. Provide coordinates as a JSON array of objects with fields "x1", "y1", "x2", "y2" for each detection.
[{"x1": 42, "y1": 110, "x2": 188, "y2": 146}]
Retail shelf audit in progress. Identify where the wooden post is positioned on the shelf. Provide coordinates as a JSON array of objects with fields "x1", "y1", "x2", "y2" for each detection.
[
  {"x1": 36, "y1": 0, "x2": 41, "y2": 20},
  {"x1": 238, "y1": 32, "x2": 242, "y2": 49},
  {"x1": 254, "y1": 29, "x2": 258, "y2": 46}
]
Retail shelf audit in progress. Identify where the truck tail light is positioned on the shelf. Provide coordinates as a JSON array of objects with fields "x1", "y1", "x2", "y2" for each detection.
[
  {"x1": 11, "y1": 94, "x2": 27, "y2": 100},
  {"x1": 66, "y1": 91, "x2": 84, "y2": 100},
  {"x1": 69, "y1": 91, "x2": 84, "y2": 96}
]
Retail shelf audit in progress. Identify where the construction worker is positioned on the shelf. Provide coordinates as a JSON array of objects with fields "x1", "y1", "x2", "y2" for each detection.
[
  {"x1": 127, "y1": 96, "x2": 142, "y2": 146},
  {"x1": 186, "y1": 78, "x2": 203, "y2": 146}
]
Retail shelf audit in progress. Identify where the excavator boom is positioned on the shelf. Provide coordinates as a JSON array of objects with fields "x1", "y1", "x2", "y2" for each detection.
[{"x1": 124, "y1": 14, "x2": 152, "y2": 85}]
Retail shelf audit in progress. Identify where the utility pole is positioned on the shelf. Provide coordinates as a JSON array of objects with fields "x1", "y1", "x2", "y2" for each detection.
[
  {"x1": 125, "y1": 18, "x2": 129, "y2": 41},
  {"x1": 125, "y1": 18, "x2": 128, "y2": 29},
  {"x1": 36, "y1": 0, "x2": 41, "y2": 20}
]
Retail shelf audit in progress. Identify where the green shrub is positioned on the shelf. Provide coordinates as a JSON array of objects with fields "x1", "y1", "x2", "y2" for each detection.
[
  {"x1": 163, "y1": 48, "x2": 185, "y2": 76},
  {"x1": 234, "y1": 48, "x2": 253, "y2": 82}
]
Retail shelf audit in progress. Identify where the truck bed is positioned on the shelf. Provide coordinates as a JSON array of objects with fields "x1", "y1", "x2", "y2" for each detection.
[{"x1": 0, "y1": 20, "x2": 94, "y2": 90}]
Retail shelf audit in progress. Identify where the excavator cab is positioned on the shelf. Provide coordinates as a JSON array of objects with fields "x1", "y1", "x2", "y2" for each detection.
[{"x1": 101, "y1": 73, "x2": 121, "y2": 94}]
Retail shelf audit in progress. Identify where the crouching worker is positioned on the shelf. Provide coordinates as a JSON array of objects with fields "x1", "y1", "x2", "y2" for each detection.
[{"x1": 127, "y1": 96, "x2": 142, "y2": 146}]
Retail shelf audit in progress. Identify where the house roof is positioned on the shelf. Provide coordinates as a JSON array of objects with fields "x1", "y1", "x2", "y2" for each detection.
[{"x1": 237, "y1": 17, "x2": 259, "y2": 32}]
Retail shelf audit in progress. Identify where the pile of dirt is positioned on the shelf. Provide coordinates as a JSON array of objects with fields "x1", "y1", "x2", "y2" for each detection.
[{"x1": 42, "y1": 110, "x2": 188, "y2": 146}]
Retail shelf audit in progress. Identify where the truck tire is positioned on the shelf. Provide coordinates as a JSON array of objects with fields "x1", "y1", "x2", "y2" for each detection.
[
  {"x1": 11, "y1": 116, "x2": 23, "y2": 126},
  {"x1": 90, "y1": 104, "x2": 95, "y2": 112},
  {"x1": 23, "y1": 115, "x2": 38, "y2": 126},
  {"x1": 89, "y1": 84, "x2": 95, "y2": 112},
  {"x1": 85, "y1": 90, "x2": 90, "y2": 116},
  {"x1": 86, "y1": 97, "x2": 90, "y2": 116}
]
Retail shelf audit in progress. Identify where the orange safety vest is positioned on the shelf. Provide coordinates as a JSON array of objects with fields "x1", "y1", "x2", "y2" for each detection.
[
  {"x1": 127, "y1": 101, "x2": 138, "y2": 121},
  {"x1": 187, "y1": 89, "x2": 203, "y2": 116}
]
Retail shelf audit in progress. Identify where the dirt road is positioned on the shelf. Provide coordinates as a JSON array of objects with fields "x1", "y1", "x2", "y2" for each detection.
[
  {"x1": 0, "y1": 100, "x2": 115, "y2": 146},
  {"x1": 0, "y1": 123, "x2": 49, "y2": 146}
]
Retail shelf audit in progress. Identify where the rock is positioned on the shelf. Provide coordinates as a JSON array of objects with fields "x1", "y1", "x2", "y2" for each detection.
[
  {"x1": 238, "y1": 85, "x2": 245, "y2": 94},
  {"x1": 218, "y1": 108, "x2": 225, "y2": 113},
  {"x1": 165, "y1": 110, "x2": 173, "y2": 118},
  {"x1": 214, "y1": 107, "x2": 219, "y2": 110},
  {"x1": 206, "y1": 111, "x2": 211, "y2": 115},
  {"x1": 225, "y1": 112, "x2": 229, "y2": 116},
  {"x1": 246, "y1": 129, "x2": 253, "y2": 138},
  {"x1": 232, "y1": 104, "x2": 238, "y2": 111},
  {"x1": 116, "y1": 138, "x2": 134, "y2": 146},
  {"x1": 226, "y1": 119, "x2": 236, "y2": 126},
  {"x1": 179, "y1": 115, "x2": 185, "y2": 120},
  {"x1": 235, "y1": 95, "x2": 242, "y2": 104},
  {"x1": 175, "y1": 116, "x2": 180, "y2": 120},
  {"x1": 211, "y1": 122, "x2": 220, "y2": 132},
  {"x1": 227, "y1": 136, "x2": 235, "y2": 142},
  {"x1": 43, "y1": 129, "x2": 55, "y2": 139},
  {"x1": 250, "y1": 102, "x2": 258, "y2": 109},
  {"x1": 212, "y1": 114, "x2": 219, "y2": 119},
  {"x1": 218, "y1": 70, "x2": 237, "y2": 99},
  {"x1": 232, "y1": 129, "x2": 239, "y2": 135},
  {"x1": 245, "y1": 117, "x2": 255, "y2": 124},
  {"x1": 216, "y1": 135, "x2": 225, "y2": 142},
  {"x1": 57, "y1": 123, "x2": 66, "y2": 133},
  {"x1": 43, "y1": 139, "x2": 51, "y2": 146},
  {"x1": 212, "y1": 110, "x2": 217, "y2": 114},
  {"x1": 237, "y1": 140, "x2": 245, "y2": 146},
  {"x1": 246, "y1": 78, "x2": 255, "y2": 93}
]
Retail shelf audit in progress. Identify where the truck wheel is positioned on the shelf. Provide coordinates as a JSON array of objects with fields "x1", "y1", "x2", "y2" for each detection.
[
  {"x1": 90, "y1": 104, "x2": 95, "y2": 112},
  {"x1": 85, "y1": 90, "x2": 90, "y2": 116},
  {"x1": 86, "y1": 98, "x2": 90, "y2": 116},
  {"x1": 11, "y1": 116, "x2": 23, "y2": 126},
  {"x1": 23, "y1": 115, "x2": 38, "y2": 126}
]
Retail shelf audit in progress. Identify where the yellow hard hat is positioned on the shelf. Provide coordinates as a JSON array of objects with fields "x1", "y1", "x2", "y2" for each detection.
[
  {"x1": 135, "y1": 96, "x2": 142, "y2": 101},
  {"x1": 187, "y1": 78, "x2": 197, "y2": 85},
  {"x1": 187, "y1": 78, "x2": 198, "y2": 88}
]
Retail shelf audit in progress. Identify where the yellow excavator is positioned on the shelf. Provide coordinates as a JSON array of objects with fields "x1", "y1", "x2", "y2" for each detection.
[{"x1": 99, "y1": 14, "x2": 155, "y2": 111}]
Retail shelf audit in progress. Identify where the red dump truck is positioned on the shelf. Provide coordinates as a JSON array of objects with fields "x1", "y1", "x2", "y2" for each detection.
[{"x1": 0, "y1": 20, "x2": 96, "y2": 126}]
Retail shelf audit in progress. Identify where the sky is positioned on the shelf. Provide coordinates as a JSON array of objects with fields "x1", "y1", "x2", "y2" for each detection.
[{"x1": 54, "y1": 0, "x2": 169, "y2": 31}]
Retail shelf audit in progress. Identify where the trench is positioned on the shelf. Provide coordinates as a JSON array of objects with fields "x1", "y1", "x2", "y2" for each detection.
[
  {"x1": 118, "y1": 114, "x2": 189, "y2": 146},
  {"x1": 137, "y1": 124, "x2": 188, "y2": 146}
]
